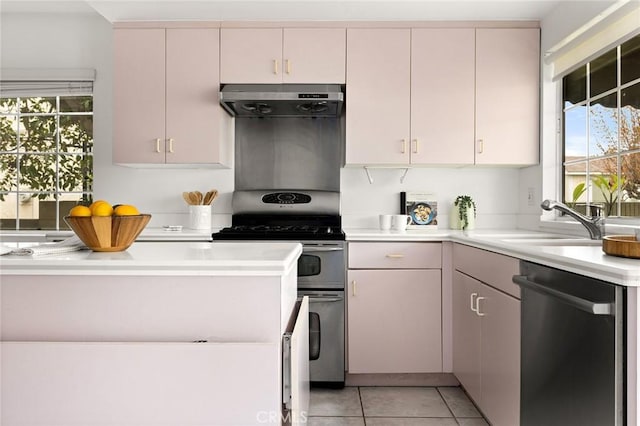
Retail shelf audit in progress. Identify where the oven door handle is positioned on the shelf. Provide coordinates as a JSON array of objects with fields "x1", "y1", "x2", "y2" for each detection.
[
  {"x1": 309, "y1": 312, "x2": 321, "y2": 361},
  {"x1": 307, "y1": 297, "x2": 343, "y2": 303},
  {"x1": 302, "y1": 247, "x2": 344, "y2": 253}
]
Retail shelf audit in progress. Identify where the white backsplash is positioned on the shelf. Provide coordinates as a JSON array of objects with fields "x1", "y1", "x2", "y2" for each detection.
[{"x1": 340, "y1": 166, "x2": 521, "y2": 229}]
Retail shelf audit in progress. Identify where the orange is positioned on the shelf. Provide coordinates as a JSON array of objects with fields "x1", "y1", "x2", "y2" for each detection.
[
  {"x1": 113, "y1": 204, "x2": 140, "y2": 216},
  {"x1": 69, "y1": 205, "x2": 91, "y2": 217},
  {"x1": 91, "y1": 201, "x2": 113, "y2": 217}
]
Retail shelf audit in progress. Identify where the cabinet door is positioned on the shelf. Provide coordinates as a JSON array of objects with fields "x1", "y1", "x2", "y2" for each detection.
[
  {"x1": 475, "y1": 28, "x2": 540, "y2": 165},
  {"x1": 283, "y1": 28, "x2": 346, "y2": 84},
  {"x1": 411, "y1": 29, "x2": 475, "y2": 165},
  {"x1": 113, "y1": 29, "x2": 166, "y2": 164},
  {"x1": 346, "y1": 29, "x2": 411, "y2": 165},
  {"x1": 220, "y1": 28, "x2": 283, "y2": 84},
  {"x1": 452, "y1": 271, "x2": 482, "y2": 403},
  {"x1": 2, "y1": 341, "x2": 279, "y2": 426},
  {"x1": 166, "y1": 29, "x2": 225, "y2": 164},
  {"x1": 347, "y1": 269, "x2": 442, "y2": 374},
  {"x1": 480, "y1": 283, "x2": 520, "y2": 426}
]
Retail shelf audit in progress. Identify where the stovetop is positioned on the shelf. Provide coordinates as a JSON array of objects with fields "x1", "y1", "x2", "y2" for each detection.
[
  {"x1": 212, "y1": 224, "x2": 345, "y2": 241},
  {"x1": 211, "y1": 214, "x2": 345, "y2": 241}
]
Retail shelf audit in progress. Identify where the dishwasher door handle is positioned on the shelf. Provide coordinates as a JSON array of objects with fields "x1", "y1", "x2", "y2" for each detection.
[{"x1": 512, "y1": 275, "x2": 614, "y2": 315}]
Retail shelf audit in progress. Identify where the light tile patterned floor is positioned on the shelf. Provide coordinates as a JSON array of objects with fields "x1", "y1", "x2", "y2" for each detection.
[{"x1": 308, "y1": 386, "x2": 489, "y2": 426}]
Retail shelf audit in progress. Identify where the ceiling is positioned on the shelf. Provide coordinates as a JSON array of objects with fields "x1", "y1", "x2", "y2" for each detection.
[{"x1": 0, "y1": 0, "x2": 569, "y2": 22}]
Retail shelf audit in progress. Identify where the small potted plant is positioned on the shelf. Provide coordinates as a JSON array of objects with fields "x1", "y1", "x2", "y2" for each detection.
[{"x1": 451, "y1": 195, "x2": 476, "y2": 230}]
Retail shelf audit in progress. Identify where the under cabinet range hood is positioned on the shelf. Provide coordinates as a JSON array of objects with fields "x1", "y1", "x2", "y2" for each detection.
[{"x1": 219, "y1": 84, "x2": 344, "y2": 118}]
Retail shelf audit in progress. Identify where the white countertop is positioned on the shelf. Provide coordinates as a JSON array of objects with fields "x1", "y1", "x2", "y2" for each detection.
[
  {"x1": 0, "y1": 227, "x2": 214, "y2": 243},
  {"x1": 345, "y1": 228, "x2": 640, "y2": 287},
  {"x1": 0, "y1": 241, "x2": 302, "y2": 276}
]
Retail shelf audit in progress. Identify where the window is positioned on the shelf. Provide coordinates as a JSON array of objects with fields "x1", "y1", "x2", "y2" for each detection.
[
  {"x1": 562, "y1": 34, "x2": 640, "y2": 218},
  {"x1": 0, "y1": 88, "x2": 93, "y2": 230}
]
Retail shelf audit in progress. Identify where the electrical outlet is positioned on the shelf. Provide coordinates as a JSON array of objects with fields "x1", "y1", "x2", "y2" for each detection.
[{"x1": 527, "y1": 187, "x2": 535, "y2": 206}]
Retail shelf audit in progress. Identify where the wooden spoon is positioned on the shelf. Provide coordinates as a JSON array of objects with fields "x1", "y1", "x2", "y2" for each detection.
[
  {"x1": 182, "y1": 192, "x2": 192, "y2": 205},
  {"x1": 194, "y1": 191, "x2": 204, "y2": 205},
  {"x1": 188, "y1": 192, "x2": 199, "y2": 206},
  {"x1": 204, "y1": 190, "x2": 218, "y2": 205}
]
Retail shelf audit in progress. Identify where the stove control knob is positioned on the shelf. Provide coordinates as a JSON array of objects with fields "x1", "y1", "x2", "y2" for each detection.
[{"x1": 326, "y1": 227, "x2": 333, "y2": 234}]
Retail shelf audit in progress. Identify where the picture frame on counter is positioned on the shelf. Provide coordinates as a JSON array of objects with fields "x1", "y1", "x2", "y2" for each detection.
[{"x1": 400, "y1": 192, "x2": 438, "y2": 228}]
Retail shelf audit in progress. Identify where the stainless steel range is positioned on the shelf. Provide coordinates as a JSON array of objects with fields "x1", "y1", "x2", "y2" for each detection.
[{"x1": 212, "y1": 190, "x2": 346, "y2": 387}]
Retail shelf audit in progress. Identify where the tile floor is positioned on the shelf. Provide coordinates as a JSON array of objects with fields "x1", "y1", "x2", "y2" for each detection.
[{"x1": 308, "y1": 386, "x2": 489, "y2": 426}]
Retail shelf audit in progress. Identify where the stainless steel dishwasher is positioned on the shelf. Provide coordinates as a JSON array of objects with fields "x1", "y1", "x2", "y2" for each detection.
[{"x1": 513, "y1": 261, "x2": 625, "y2": 426}]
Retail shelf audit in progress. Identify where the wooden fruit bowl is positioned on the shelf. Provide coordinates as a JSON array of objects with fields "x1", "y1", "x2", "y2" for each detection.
[
  {"x1": 64, "y1": 214, "x2": 152, "y2": 252},
  {"x1": 602, "y1": 235, "x2": 640, "y2": 259}
]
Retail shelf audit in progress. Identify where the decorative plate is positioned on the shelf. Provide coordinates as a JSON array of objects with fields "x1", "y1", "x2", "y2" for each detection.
[{"x1": 409, "y1": 202, "x2": 436, "y2": 225}]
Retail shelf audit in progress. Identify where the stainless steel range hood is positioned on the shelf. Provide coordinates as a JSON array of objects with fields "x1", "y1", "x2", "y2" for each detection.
[{"x1": 220, "y1": 84, "x2": 344, "y2": 118}]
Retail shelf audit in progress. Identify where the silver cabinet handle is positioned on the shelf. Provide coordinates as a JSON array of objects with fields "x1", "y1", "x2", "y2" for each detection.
[
  {"x1": 386, "y1": 254, "x2": 405, "y2": 259},
  {"x1": 470, "y1": 292, "x2": 478, "y2": 312},
  {"x1": 512, "y1": 275, "x2": 613, "y2": 315},
  {"x1": 352, "y1": 280, "x2": 357, "y2": 297},
  {"x1": 155, "y1": 138, "x2": 161, "y2": 153},
  {"x1": 273, "y1": 59, "x2": 279, "y2": 75},
  {"x1": 401, "y1": 139, "x2": 407, "y2": 154},
  {"x1": 412, "y1": 139, "x2": 419, "y2": 154},
  {"x1": 167, "y1": 138, "x2": 174, "y2": 153},
  {"x1": 476, "y1": 296, "x2": 486, "y2": 316},
  {"x1": 477, "y1": 139, "x2": 484, "y2": 154},
  {"x1": 285, "y1": 59, "x2": 291, "y2": 74}
]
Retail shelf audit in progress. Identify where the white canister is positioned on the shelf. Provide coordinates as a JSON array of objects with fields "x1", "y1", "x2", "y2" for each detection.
[
  {"x1": 391, "y1": 214, "x2": 412, "y2": 232},
  {"x1": 379, "y1": 214, "x2": 393, "y2": 230},
  {"x1": 189, "y1": 205, "x2": 212, "y2": 231}
]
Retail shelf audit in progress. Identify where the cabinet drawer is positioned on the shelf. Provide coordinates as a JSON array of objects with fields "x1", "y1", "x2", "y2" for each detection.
[
  {"x1": 349, "y1": 242, "x2": 441, "y2": 269},
  {"x1": 453, "y1": 244, "x2": 520, "y2": 299}
]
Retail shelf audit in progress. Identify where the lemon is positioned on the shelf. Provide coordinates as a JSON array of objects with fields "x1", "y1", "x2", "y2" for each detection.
[
  {"x1": 91, "y1": 201, "x2": 113, "y2": 217},
  {"x1": 89, "y1": 199, "x2": 108, "y2": 209},
  {"x1": 69, "y1": 205, "x2": 91, "y2": 217},
  {"x1": 113, "y1": 204, "x2": 140, "y2": 216}
]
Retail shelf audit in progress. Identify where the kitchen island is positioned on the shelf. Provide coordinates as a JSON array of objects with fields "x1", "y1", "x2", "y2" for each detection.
[{"x1": 0, "y1": 241, "x2": 307, "y2": 426}]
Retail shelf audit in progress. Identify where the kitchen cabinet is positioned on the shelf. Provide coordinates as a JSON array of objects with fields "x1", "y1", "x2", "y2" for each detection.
[
  {"x1": 113, "y1": 28, "x2": 231, "y2": 166},
  {"x1": 346, "y1": 29, "x2": 411, "y2": 165},
  {"x1": 475, "y1": 28, "x2": 540, "y2": 165},
  {"x1": 1, "y1": 266, "x2": 307, "y2": 426},
  {"x1": 452, "y1": 244, "x2": 520, "y2": 426},
  {"x1": 410, "y1": 28, "x2": 476, "y2": 165},
  {"x1": 220, "y1": 28, "x2": 346, "y2": 84},
  {"x1": 345, "y1": 27, "x2": 539, "y2": 166},
  {"x1": 347, "y1": 242, "x2": 442, "y2": 373}
]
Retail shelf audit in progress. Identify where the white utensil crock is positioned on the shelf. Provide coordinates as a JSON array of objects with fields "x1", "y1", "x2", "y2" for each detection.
[{"x1": 189, "y1": 205, "x2": 211, "y2": 231}]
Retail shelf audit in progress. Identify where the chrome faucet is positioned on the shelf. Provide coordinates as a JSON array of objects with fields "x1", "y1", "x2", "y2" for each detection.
[{"x1": 541, "y1": 200, "x2": 604, "y2": 240}]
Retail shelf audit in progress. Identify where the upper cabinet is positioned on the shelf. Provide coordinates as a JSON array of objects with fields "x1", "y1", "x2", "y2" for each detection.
[
  {"x1": 411, "y1": 28, "x2": 476, "y2": 165},
  {"x1": 346, "y1": 29, "x2": 411, "y2": 165},
  {"x1": 113, "y1": 28, "x2": 232, "y2": 166},
  {"x1": 345, "y1": 27, "x2": 540, "y2": 167},
  {"x1": 220, "y1": 28, "x2": 346, "y2": 84},
  {"x1": 475, "y1": 28, "x2": 540, "y2": 165}
]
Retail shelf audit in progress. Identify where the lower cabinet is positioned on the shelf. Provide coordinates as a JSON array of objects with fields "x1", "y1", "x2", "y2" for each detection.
[
  {"x1": 453, "y1": 244, "x2": 520, "y2": 426},
  {"x1": 347, "y1": 242, "x2": 443, "y2": 374}
]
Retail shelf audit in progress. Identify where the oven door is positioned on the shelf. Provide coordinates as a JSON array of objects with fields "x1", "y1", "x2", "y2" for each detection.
[
  {"x1": 298, "y1": 242, "x2": 345, "y2": 290},
  {"x1": 298, "y1": 290, "x2": 345, "y2": 386}
]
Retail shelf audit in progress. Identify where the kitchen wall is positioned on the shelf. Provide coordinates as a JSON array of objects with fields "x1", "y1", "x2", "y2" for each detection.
[{"x1": 1, "y1": 7, "x2": 607, "y2": 231}]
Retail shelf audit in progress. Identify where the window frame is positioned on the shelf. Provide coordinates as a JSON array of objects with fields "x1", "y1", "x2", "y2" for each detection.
[
  {"x1": 0, "y1": 94, "x2": 94, "y2": 231},
  {"x1": 558, "y1": 36, "x2": 640, "y2": 224}
]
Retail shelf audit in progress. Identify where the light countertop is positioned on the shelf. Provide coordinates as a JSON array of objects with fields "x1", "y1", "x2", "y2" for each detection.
[
  {"x1": 0, "y1": 241, "x2": 302, "y2": 276},
  {"x1": 0, "y1": 227, "x2": 215, "y2": 243},
  {"x1": 345, "y1": 228, "x2": 640, "y2": 287}
]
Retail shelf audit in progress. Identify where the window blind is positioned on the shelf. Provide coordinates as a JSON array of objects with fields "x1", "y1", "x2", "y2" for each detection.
[
  {"x1": 547, "y1": 2, "x2": 640, "y2": 80},
  {"x1": 0, "y1": 68, "x2": 95, "y2": 97}
]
